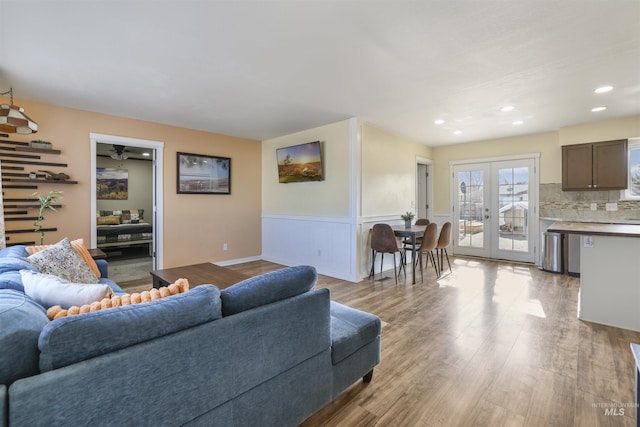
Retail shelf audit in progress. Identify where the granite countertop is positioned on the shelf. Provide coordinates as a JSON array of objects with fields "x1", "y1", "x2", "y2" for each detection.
[
  {"x1": 540, "y1": 217, "x2": 640, "y2": 225},
  {"x1": 547, "y1": 221, "x2": 640, "y2": 238}
]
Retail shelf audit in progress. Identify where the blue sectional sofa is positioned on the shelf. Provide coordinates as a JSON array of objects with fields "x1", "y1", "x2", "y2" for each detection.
[{"x1": 0, "y1": 245, "x2": 381, "y2": 426}]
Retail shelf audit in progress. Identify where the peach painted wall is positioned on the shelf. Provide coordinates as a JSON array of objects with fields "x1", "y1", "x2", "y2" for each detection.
[{"x1": 4, "y1": 98, "x2": 261, "y2": 268}]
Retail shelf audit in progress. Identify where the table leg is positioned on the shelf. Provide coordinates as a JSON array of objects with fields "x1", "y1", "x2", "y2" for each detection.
[{"x1": 412, "y1": 234, "x2": 417, "y2": 284}]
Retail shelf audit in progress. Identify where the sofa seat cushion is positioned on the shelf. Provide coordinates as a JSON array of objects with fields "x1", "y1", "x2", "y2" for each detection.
[
  {"x1": 0, "y1": 290, "x2": 49, "y2": 384},
  {"x1": 330, "y1": 301, "x2": 381, "y2": 364},
  {"x1": 220, "y1": 265, "x2": 317, "y2": 316},
  {"x1": 39, "y1": 285, "x2": 222, "y2": 372}
]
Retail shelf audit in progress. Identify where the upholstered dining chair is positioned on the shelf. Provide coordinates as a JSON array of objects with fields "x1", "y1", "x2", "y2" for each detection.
[
  {"x1": 402, "y1": 218, "x2": 430, "y2": 249},
  {"x1": 435, "y1": 222, "x2": 452, "y2": 274},
  {"x1": 436, "y1": 222, "x2": 451, "y2": 274},
  {"x1": 414, "y1": 222, "x2": 440, "y2": 283},
  {"x1": 369, "y1": 223, "x2": 405, "y2": 284}
]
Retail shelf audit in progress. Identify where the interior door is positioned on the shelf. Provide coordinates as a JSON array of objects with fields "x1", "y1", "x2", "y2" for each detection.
[
  {"x1": 453, "y1": 163, "x2": 491, "y2": 258},
  {"x1": 453, "y1": 158, "x2": 536, "y2": 263}
]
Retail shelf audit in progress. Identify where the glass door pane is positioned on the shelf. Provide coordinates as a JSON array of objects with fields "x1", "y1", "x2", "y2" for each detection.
[
  {"x1": 453, "y1": 163, "x2": 490, "y2": 258},
  {"x1": 497, "y1": 166, "x2": 529, "y2": 251},
  {"x1": 492, "y1": 159, "x2": 535, "y2": 263}
]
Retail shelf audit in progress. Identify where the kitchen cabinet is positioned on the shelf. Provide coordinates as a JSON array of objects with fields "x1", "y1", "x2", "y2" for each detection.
[{"x1": 561, "y1": 139, "x2": 627, "y2": 191}]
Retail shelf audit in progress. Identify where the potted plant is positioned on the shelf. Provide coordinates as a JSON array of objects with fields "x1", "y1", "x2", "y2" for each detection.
[
  {"x1": 401, "y1": 211, "x2": 415, "y2": 228},
  {"x1": 33, "y1": 190, "x2": 63, "y2": 244}
]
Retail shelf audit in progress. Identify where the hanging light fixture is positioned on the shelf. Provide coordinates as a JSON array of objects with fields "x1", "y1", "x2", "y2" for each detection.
[
  {"x1": 110, "y1": 144, "x2": 128, "y2": 160},
  {"x1": 0, "y1": 88, "x2": 38, "y2": 134}
]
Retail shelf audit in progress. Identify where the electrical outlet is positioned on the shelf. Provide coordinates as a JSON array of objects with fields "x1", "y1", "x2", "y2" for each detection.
[
  {"x1": 223, "y1": 243, "x2": 228, "y2": 251},
  {"x1": 606, "y1": 202, "x2": 618, "y2": 211},
  {"x1": 590, "y1": 203, "x2": 597, "y2": 211}
]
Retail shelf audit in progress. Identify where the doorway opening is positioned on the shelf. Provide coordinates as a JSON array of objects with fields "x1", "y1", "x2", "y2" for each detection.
[
  {"x1": 416, "y1": 157, "x2": 433, "y2": 221},
  {"x1": 451, "y1": 154, "x2": 539, "y2": 263},
  {"x1": 90, "y1": 133, "x2": 164, "y2": 285}
]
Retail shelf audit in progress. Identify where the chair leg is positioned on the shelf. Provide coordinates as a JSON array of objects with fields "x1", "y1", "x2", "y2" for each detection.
[
  {"x1": 380, "y1": 253, "x2": 384, "y2": 277},
  {"x1": 429, "y1": 251, "x2": 440, "y2": 278},
  {"x1": 369, "y1": 249, "x2": 376, "y2": 279},
  {"x1": 444, "y1": 248, "x2": 451, "y2": 272}
]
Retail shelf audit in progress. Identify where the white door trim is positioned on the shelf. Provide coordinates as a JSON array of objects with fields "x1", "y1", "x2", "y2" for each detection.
[{"x1": 89, "y1": 133, "x2": 165, "y2": 269}]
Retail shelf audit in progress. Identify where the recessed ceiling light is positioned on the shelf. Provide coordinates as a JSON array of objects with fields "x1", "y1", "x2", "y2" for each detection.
[
  {"x1": 500, "y1": 105, "x2": 515, "y2": 112},
  {"x1": 434, "y1": 119, "x2": 445, "y2": 125},
  {"x1": 453, "y1": 130, "x2": 462, "y2": 135},
  {"x1": 594, "y1": 85, "x2": 613, "y2": 94},
  {"x1": 591, "y1": 106, "x2": 607, "y2": 112},
  {"x1": 512, "y1": 120, "x2": 524, "y2": 126}
]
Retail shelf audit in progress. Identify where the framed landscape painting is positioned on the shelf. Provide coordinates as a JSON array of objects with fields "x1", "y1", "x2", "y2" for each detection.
[
  {"x1": 276, "y1": 141, "x2": 324, "y2": 183},
  {"x1": 177, "y1": 152, "x2": 231, "y2": 194},
  {"x1": 96, "y1": 168, "x2": 129, "y2": 200}
]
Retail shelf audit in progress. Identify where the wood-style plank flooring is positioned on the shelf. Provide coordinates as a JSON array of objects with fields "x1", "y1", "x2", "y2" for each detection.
[{"x1": 225, "y1": 257, "x2": 640, "y2": 427}]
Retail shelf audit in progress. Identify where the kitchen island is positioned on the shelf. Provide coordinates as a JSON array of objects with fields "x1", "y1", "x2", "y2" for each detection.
[{"x1": 547, "y1": 221, "x2": 640, "y2": 332}]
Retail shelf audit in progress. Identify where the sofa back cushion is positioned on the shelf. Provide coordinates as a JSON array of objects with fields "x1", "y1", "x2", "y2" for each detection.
[
  {"x1": 39, "y1": 285, "x2": 222, "y2": 372},
  {"x1": 0, "y1": 246, "x2": 37, "y2": 292},
  {"x1": 220, "y1": 265, "x2": 317, "y2": 316},
  {"x1": 0, "y1": 290, "x2": 49, "y2": 385}
]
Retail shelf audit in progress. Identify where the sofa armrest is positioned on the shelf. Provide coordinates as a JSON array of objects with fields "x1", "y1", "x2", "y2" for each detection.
[{"x1": 95, "y1": 259, "x2": 108, "y2": 278}]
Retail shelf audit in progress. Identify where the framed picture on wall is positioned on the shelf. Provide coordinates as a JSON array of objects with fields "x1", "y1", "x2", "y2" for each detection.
[
  {"x1": 177, "y1": 152, "x2": 231, "y2": 194},
  {"x1": 97, "y1": 168, "x2": 129, "y2": 200}
]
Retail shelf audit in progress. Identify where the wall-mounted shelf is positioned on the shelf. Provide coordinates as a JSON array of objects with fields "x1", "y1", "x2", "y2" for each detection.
[
  {"x1": 3, "y1": 178, "x2": 78, "y2": 184},
  {"x1": 0, "y1": 139, "x2": 72, "y2": 245}
]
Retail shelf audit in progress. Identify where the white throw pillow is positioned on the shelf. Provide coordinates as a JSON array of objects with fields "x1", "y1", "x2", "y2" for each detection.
[{"x1": 20, "y1": 270, "x2": 113, "y2": 309}]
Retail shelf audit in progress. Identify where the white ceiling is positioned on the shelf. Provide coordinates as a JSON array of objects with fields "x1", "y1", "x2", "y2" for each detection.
[{"x1": 1, "y1": 1, "x2": 639, "y2": 146}]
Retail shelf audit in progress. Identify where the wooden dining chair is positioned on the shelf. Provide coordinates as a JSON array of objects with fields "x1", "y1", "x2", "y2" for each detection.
[
  {"x1": 414, "y1": 222, "x2": 440, "y2": 283},
  {"x1": 435, "y1": 222, "x2": 452, "y2": 274},
  {"x1": 369, "y1": 224, "x2": 405, "y2": 284}
]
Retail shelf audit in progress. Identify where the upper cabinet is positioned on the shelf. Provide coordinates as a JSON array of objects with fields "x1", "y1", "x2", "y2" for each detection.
[{"x1": 562, "y1": 139, "x2": 628, "y2": 191}]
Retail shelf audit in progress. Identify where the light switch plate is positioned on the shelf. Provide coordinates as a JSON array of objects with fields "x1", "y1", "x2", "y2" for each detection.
[
  {"x1": 590, "y1": 203, "x2": 597, "y2": 211},
  {"x1": 605, "y1": 202, "x2": 618, "y2": 211}
]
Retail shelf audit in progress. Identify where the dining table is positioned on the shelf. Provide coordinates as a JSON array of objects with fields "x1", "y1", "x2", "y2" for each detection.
[{"x1": 392, "y1": 224, "x2": 428, "y2": 284}]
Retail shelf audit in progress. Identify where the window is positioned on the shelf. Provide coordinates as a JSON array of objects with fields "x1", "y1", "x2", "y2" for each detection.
[{"x1": 623, "y1": 139, "x2": 640, "y2": 200}]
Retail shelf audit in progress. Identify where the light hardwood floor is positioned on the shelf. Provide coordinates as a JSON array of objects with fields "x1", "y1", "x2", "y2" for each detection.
[{"x1": 224, "y1": 257, "x2": 640, "y2": 427}]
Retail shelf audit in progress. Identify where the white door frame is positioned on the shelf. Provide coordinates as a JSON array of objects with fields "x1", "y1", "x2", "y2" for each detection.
[
  {"x1": 89, "y1": 133, "x2": 165, "y2": 269},
  {"x1": 416, "y1": 156, "x2": 433, "y2": 221},
  {"x1": 450, "y1": 153, "x2": 539, "y2": 263}
]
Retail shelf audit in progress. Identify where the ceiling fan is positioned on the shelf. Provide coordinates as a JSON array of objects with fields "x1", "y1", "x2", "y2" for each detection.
[{"x1": 110, "y1": 144, "x2": 129, "y2": 160}]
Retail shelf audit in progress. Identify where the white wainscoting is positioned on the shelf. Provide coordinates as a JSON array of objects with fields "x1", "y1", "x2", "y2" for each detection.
[
  {"x1": 432, "y1": 212, "x2": 453, "y2": 252},
  {"x1": 262, "y1": 214, "x2": 357, "y2": 282},
  {"x1": 359, "y1": 216, "x2": 408, "y2": 281}
]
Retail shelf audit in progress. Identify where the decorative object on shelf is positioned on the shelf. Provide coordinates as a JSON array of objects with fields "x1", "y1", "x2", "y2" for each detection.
[
  {"x1": 0, "y1": 88, "x2": 38, "y2": 134},
  {"x1": 38, "y1": 170, "x2": 70, "y2": 181},
  {"x1": 33, "y1": 190, "x2": 63, "y2": 244},
  {"x1": 401, "y1": 211, "x2": 415, "y2": 228},
  {"x1": 30, "y1": 140, "x2": 52, "y2": 149},
  {"x1": 29, "y1": 171, "x2": 37, "y2": 179},
  {"x1": 177, "y1": 152, "x2": 231, "y2": 194}
]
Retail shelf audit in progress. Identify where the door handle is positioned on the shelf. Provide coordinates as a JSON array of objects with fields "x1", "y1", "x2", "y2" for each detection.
[{"x1": 485, "y1": 215, "x2": 490, "y2": 219}]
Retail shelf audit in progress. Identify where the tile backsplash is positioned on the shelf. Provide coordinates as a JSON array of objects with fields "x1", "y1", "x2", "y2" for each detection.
[{"x1": 540, "y1": 183, "x2": 640, "y2": 222}]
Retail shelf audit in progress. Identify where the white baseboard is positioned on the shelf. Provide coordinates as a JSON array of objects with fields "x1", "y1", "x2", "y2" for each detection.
[{"x1": 214, "y1": 255, "x2": 263, "y2": 267}]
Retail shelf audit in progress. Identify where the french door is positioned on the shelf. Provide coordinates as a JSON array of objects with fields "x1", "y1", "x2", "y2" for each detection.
[{"x1": 452, "y1": 157, "x2": 537, "y2": 263}]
